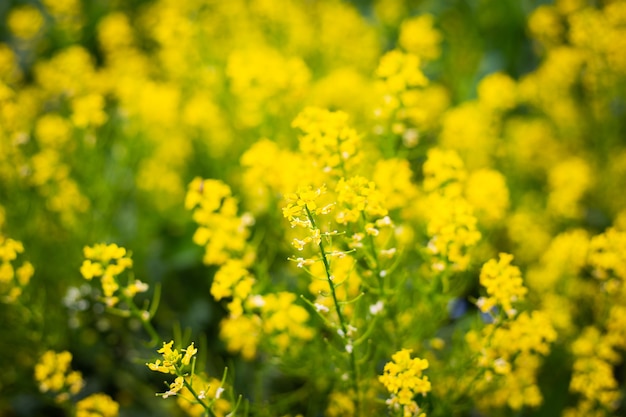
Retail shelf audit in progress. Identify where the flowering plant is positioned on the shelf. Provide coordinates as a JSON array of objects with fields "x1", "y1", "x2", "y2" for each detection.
[{"x1": 1, "y1": 0, "x2": 626, "y2": 416}]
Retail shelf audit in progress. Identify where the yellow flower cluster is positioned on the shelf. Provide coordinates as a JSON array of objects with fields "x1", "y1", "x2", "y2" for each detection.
[
  {"x1": 240, "y1": 139, "x2": 310, "y2": 213},
  {"x1": 76, "y1": 393, "x2": 119, "y2": 417},
  {"x1": 34, "y1": 350, "x2": 84, "y2": 402},
  {"x1": 325, "y1": 391, "x2": 356, "y2": 417},
  {"x1": 421, "y1": 148, "x2": 480, "y2": 271},
  {"x1": 465, "y1": 169, "x2": 510, "y2": 224},
  {"x1": 422, "y1": 148, "x2": 466, "y2": 196},
  {"x1": 210, "y1": 260, "x2": 255, "y2": 318},
  {"x1": 565, "y1": 326, "x2": 621, "y2": 417},
  {"x1": 292, "y1": 107, "x2": 362, "y2": 175},
  {"x1": 476, "y1": 72, "x2": 518, "y2": 113},
  {"x1": 398, "y1": 14, "x2": 442, "y2": 62},
  {"x1": 477, "y1": 253, "x2": 527, "y2": 318},
  {"x1": 372, "y1": 158, "x2": 419, "y2": 213},
  {"x1": 35, "y1": 350, "x2": 120, "y2": 415},
  {"x1": 335, "y1": 176, "x2": 388, "y2": 225},
  {"x1": 379, "y1": 349, "x2": 431, "y2": 417},
  {"x1": 186, "y1": 178, "x2": 253, "y2": 266},
  {"x1": 563, "y1": 226, "x2": 626, "y2": 415},
  {"x1": 147, "y1": 340, "x2": 198, "y2": 375},
  {"x1": 42, "y1": 0, "x2": 83, "y2": 36},
  {"x1": 176, "y1": 374, "x2": 231, "y2": 417},
  {"x1": 186, "y1": 176, "x2": 316, "y2": 361},
  {"x1": 80, "y1": 243, "x2": 143, "y2": 307},
  {"x1": 226, "y1": 47, "x2": 310, "y2": 127},
  {"x1": 466, "y1": 311, "x2": 557, "y2": 411},
  {"x1": 547, "y1": 157, "x2": 593, "y2": 219},
  {"x1": 308, "y1": 254, "x2": 361, "y2": 318},
  {"x1": 376, "y1": 50, "x2": 428, "y2": 94},
  {"x1": 283, "y1": 184, "x2": 333, "y2": 252},
  {"x1": 146, "y1": 340, "x2": 234, "y2": 414},
  {"x1": 260, "y1": 292, "x2": 315, "y2": 353},
  {"x1": 283, "y1": 184, "x2": 332, "y2": 228},
  {"x1": 7, "y1": 5, "x2": 44, "y2": 40},
  {"x1": 219, "y1": 315, "x2": 262, "y2": 361},
  {"x1": 439, "y1": 102, "x2": 496, "y2": 169},
  {"x1": 372, "y1": 15, "x2": 446, "y2": 142},
  {"x1": 524, "y1": 228, "x2": 589, "y2": 321},
  {"x1": 588, "y1": 227, "x2": 626, "y2": 284},
  {"x1": 0, "y1": 235, "x2": 33, "y2": 302}
]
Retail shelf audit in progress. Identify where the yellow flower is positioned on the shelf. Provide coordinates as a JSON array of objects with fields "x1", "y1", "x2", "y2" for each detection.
[
  {"x1": 80, "y1": 260, "x2": 103, "y2": 280},
  {"x1": 465, "y1": 169, "x2": 510, "y2": 223},
  {"x1": 261, "y1": 292, "x2": 314, "y2": 352},
  {"x1": 147, "y1": 340, "x2": 184, "y2": 375},
  {"x1": 398, "y1": 14, "x2": 442, "y2": 61},
  {"x1": 380, "y1": 349, "x2": 431, "y2": 417},
  {"x1": 335, "y1": 176, "x2": 388, "y2": 224},
  {"x1": 292, "y1": 107, "x2": 362, "y2": 175},
  {"x1": 181, "y1": 343, "x2": 198, "y2": 366},
  {"x1": 185, "y1": 178, "x2": 251, "y2": 266},
  {"x1": 76, "y1": 393, "x2": 119, "y2": 417},
  {"x1": 34, "y1": 350, "x2": 84, "y2": 401},
  {"x1": 477, "y1": 72, "x2": 517, "y2": 112},
  {"x1": 376, "y1": 50, "x2": 428, "y2": 93},
  {"x1": 220, "y1": 315, "x2": 262, "y2": 360},
  {"x1": 479, "y1": 253, "x2": 527, "y2": 317},
  {"x1": 71, "y1": 93, "x2": 108, "y2": 128},
  {"x1": 7, "y1": 5, "x2": 44, "y2": 40},
  {"x1": 163, "y1": 376, "x2": 185, "y2": 398}
]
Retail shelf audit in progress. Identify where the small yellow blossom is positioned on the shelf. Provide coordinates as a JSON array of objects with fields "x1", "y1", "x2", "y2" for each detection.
[
  {"x1": 398, "y1": 14, "x2": 442, "y2": 61},
  {"x1": 76, "y1": 393, "x2": 119, "y2": 417},
  {"x1": 379, "y1": 349, "x2": 431, "y2": 417},
  {"x1": 260, "y1": 292, "x2": 314, "y2": 353},
  {"x1": 335, "y1": 176, "x2": 388, "y2": 224},
  {"x1": 479, "y1": 253, "x2": 527, "y2": 317},
  {"x1": 465, "y1": 169, "x2": 510, "y2": 223},
  {"x1": 377, "y1": 50, "x2": 428, "y2": 94},
  {"x1": 176, "y1": 374, "x2": 232, "y2": 417},
  {"x1": 147, "y1": 340, "x2": 196, "y2": 376},
  {"x1": 7, "y1": 5, "x2": 44, "y2": 40},
  {"x1": 0, "y1": 236, "x2": 33, "y2": 302},
  {"x1": 185, "y1": 178, "x2": 251, "y2": 266},
  {"x1": 292, "y1": 107, "x2": 362, "y2": 175},
  {"x1": 81, "y1": 243, "x2": 133, "y2": 307},
  {"x1": 80, "y1": 260, "x2": 103, "y2": 280},
  {"x1": 34, "y1": 350, "x2": 84, "y2": 402},
  {"x1": 422, "y1": 147, "x2": 466, "y2": 195},
  {"x1": 71, "y1": 94, "x2": 108, "y2": 128},
  {"x1": 477, "y1": 72, "x2": 517, "y2": 112},
  {"x1": 220, "y1": 314, "x2": 262, "y2": 360},
  {"x1": 181, "y1": 343, "x2": 197, "y2": 366}
]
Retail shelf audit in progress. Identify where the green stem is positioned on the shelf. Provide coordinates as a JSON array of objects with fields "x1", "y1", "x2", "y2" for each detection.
[
  {"x1": 361, "y1": 212, "x2": 383, "y2": 295},
  {"x1": 180, "y1": 375, "x2": 216, "y2": 417},
  {"x1": 119, "y1": 292, "x2": 160, "y2": 347},
  {"x1": 304, "y1": 205, "x2": 361, "y2": 416}
]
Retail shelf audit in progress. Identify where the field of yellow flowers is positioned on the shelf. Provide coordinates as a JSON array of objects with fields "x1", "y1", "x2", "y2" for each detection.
[{"x1": 1, "y1": 0, "x2": 626, "y2": 416}]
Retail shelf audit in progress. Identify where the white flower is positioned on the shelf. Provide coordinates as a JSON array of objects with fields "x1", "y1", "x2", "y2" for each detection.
[
  {"x1": 314, "y1": 303, "x2": 329, "y2": 313},
  {"x1": 250, "y1": 295, "x2": 265, "y2": 308},
  {"x1": 369, "y1": 301, "x2": 384, "y2": 315}
]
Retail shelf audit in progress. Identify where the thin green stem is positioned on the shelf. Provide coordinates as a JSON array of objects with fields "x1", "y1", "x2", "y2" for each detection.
[
  {"x1": 119, "y1": 292, "x2": 160, "y2": 347},
  {"x1": 361, "y1": 212, "x2": 383, "y2": 295},
  {"x1": 304, "y1": 205, "x2": 361, "y2": 416},
  {"x1": 180, "y1": 375, "x2": 216, "y2": 417}
]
